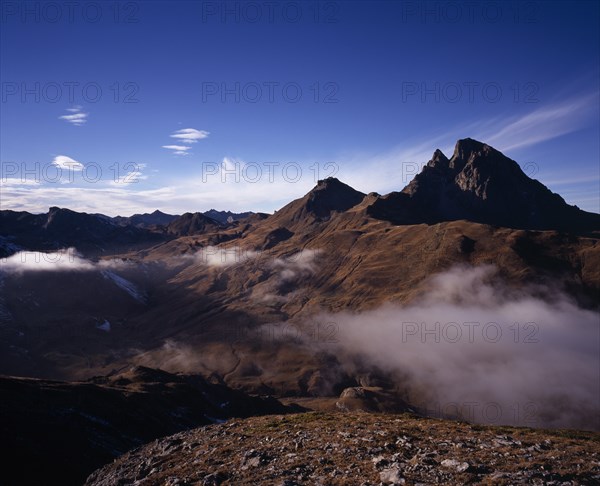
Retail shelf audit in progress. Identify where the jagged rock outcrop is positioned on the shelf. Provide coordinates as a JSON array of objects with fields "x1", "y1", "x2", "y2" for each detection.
[{"x1": 363, "y1": 138, "x2": 600, "y2": 233}]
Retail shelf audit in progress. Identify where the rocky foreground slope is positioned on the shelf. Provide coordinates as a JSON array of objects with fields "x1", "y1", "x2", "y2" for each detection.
[{"x1": 86, "y1": 412, "x2": 600, "y2": 485}]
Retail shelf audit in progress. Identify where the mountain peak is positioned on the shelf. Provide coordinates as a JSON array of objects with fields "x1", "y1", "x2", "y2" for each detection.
[
  {"x1": 427, "y1": 149, "x2": 450, "y2": 168},
  {"x1": 314, "y1": 177, "x2": 345, "y2": 188},
  {"x1": 282, "y1": 177, "x2": 366, "y2": 219},
  {"x1": 397, "y1": 138, "x2": 600, "y2": 231},
  {"x1": 268, "y1": 177, "x2": 366, "y2": 228},
  {"x1": 307, "y1": 178, "x2": 365, "y2": 214},
  {"x1": 166, "y1": 212, "x2": 221, "y2": 236},
  {"x1": 453, "y1": 137, "x2": 486, "y2": 153},
  {"x1": 48, "y1": 206, "x2": 74, "y2": 215},
  {"x1": 450, "y1": 138, "x2": 506, "y2": 171}
]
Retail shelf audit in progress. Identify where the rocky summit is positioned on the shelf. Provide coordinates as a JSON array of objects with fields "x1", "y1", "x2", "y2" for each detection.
[
  {"x1": 85, "y1": 412, "x2": 600, "y2": 486},
  {"x1": 398, "y1": 138, "x2": 600, "y2": 231}
]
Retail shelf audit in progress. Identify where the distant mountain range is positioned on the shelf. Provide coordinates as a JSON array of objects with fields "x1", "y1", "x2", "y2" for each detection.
[
  {"x1": 204, "y1": 209, "x2": 256, "y2": 224},
  {"x1": 2, "y1": 139, "x2": 597, "y2": 259},
  {"x1": 0, "y1": 206, "x2": 165, "y2": 257},
  {"x1": 112, "y1": 209, "x2": 179, "y2": 228},
  {"x1": 111, "y1": 209, "x2": 257, "y2": 229},
  {"x1": 0, "y1": 207, "x2": 261, "y2": 257}
]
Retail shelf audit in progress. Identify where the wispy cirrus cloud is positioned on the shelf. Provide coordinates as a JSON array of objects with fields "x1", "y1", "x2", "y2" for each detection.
[
  {"x1": 162, "y1": 144, "x2": 192, "y2": 156},
  {"x1": 336, "y1": 91, "x2": 600, "y2": 211},
  {"x1": 170, "y1": 128, "x2": 209, "y2": 143},
  {"x1": 482, "y1": 92, "x2": 599, "y2": 151},
  {"x1": 59, "y1": 106, "x2": 88, "y2": 126},
  {"x1": 162, "y1": 128, "x2": 209, "y2": 155}
]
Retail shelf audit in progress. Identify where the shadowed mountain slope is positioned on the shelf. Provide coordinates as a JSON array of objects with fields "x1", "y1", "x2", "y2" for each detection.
[
  {"x1": 0, "y1": 366, "x2": 295, "y2": 486},
  {"x1": 0, "y1": 207, "x2": 166, "y2": 257},
  {"x1": 166, "y1": 212, "x2": 222, "y2": 236}
]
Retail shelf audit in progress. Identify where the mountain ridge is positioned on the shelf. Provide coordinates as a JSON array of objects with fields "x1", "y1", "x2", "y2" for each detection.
[{"x1": 1, "y1": 139, "x2": 598, "y2": 255}]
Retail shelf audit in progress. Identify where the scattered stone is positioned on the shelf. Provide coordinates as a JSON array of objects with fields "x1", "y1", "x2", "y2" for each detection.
[
  {"x1": 84, "y1": 413, "x2": 600, "y2": 486},
  {"x1": 379, "y1": 465, "x2": 405, "y2": 484},
  {"x1": 441, "y1": 459, "x2": 470, "y2": 472}
]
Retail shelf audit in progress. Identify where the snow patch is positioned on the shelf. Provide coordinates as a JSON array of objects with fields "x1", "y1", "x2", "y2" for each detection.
[
  {"x1": 101, "y1": 270, "x2": 146, "y2": 303},
  {"x1": 96, "y1": 320, "x2": 111, "y2": 332}
]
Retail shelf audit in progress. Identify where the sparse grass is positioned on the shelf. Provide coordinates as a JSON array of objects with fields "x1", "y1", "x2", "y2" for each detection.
[{"x1": 258, "y1": 411, "x2": 338, "y2": 430}]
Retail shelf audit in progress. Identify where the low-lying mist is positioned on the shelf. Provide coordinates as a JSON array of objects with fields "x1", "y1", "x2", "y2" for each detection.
[
  {"x1": 3, "y1": 246, "x2": 597, "y2": 431},
  {"x1": 313, "y1": 265, "x2": 599, "y2": 430}
]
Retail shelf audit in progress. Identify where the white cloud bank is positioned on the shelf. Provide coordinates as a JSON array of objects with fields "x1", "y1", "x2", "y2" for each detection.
[
  {"x1": 0, "y1": 155, "x2": 316, "y2": 215},
  {"x1": 0, "y1": 249, "x2": 146, "y2": 302},
  {"x1": 0, "y1": 248, "x2": 136, "y2": 274},
  {"x1": 0, "y1": 248, "x2": 95, "y2": 273},
  {"x1": 190, "y1": 246, "x2": 321, "y2": 275},
  {"x1": 313, "y1": 265, "x2": 600, "y2": 430}
]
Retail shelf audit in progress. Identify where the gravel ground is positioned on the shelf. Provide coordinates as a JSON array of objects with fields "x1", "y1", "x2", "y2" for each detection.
[{"x1": 86, "y1": 412, "x2": 600, "y2": 485}]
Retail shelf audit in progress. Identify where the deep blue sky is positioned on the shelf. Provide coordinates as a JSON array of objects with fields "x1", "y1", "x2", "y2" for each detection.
[{"x1": 1, "y1": 0, "x2": 598, "y2": 215}]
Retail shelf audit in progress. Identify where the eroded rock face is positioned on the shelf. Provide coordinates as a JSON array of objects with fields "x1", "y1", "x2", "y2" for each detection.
[{"x1": 85, "y1": 412, "x2": 600, "y2": 486}]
